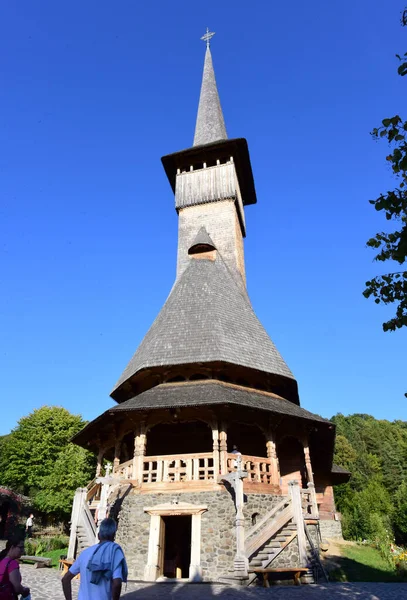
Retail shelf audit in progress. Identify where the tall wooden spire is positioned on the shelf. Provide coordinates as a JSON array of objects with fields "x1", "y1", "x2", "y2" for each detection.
[{"x1": 193, "y1": 43, "x2": 227, "y2": 146}]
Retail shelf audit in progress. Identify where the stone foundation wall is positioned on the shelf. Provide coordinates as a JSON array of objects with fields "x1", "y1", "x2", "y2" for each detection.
[
  {"x1": 115, "y1": 489, "x2": 279, "y2": 582},
  {"x1": 319, "y1": 519, "x2": 343, "y2": 540}
]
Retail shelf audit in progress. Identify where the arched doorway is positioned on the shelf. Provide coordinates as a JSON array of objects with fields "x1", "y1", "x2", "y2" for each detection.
[{"x1": 277, "y1": 436, "x2": 307, "y2": 493}]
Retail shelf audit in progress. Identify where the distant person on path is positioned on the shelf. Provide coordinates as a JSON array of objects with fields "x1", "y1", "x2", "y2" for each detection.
[
  {"x1": 25, "y1": 514, "x2": 34, "y2": 538},
  {"x1": 0, "y1": 534, "x2": 30, "y2": 599},
  {"x1": 62, "y1": 517, "x2": 128, "y2": 600}
]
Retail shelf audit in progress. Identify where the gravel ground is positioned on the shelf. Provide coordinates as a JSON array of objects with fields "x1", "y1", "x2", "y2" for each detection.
[{"x1": 21, "y1": 564, "x2": 407, "y2": 600}]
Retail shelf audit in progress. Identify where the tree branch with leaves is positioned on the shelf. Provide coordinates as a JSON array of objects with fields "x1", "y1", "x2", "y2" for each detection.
[{"x1": 363, "y1": 11, "x2": 407, "y2": 335}]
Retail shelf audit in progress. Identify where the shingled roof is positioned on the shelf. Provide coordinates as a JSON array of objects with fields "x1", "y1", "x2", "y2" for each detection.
[
  {"x1": 111, "y1": 251, "x2": 295, "y2": 401},
  {"x1": 112, "y1": 380, "x2": 328, "y2": 423}
]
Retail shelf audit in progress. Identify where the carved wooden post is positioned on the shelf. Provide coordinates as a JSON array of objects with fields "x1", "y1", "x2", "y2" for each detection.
[
  {"x1": 96, "y1": 448, "x2": 105, "y2": 478},
  {"x1": 289, "y1": 480, "x2": 307, "y2": 566},
  {"x1": 133, "y1": 423, "x2": 147, "y2": 485},
  {"x1": 266, "y1": 436, "x2": 280, "y2": 487},
  {"x1": 234, "y1": 455, "x2": 248, "y2": 578},
  {"x1": 212, "y1": 425, "x2": 220, "y2": 476},
  {"x1": 219, "y1": 424, "x2": 228, "y2": 474},
  {"x1": 97, "y1": 463, "x2": 111, "y2": 529},
  {"x1": 219, "y1": 455, "x2": 249, "y2": 581},
  {"x1": 68, "y1": 487, "x2": 87, "y2": 559},
  {"x1": 303, "y1": 440, "x2": 314, "y2": 484},
  {"x1": 113, "y1": 439, "x2": 122, "y2": 473}
]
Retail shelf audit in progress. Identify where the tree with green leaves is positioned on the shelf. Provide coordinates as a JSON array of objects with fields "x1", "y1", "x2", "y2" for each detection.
[
  {"x1": 332, "y1": 413, "x2": 407, "y2": 544},
  {"x1": 363, "y1": 9, "x2": 407, "y2": 337},
  {"x1": 0, "y1": 406, "x2": 95, "y2": 520}
]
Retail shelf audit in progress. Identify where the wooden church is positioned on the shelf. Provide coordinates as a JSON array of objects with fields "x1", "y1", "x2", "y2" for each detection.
[{"x1": 68, "y1": 33, "x2": 349, "y2": 585}]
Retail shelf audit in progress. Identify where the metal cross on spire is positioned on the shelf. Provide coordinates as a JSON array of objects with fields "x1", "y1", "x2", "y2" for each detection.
[{"x1": 201, "y1": 27, "x2": 215, "y2": 48}]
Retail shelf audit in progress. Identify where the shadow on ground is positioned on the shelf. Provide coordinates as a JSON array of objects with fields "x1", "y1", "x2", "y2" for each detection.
[{"x1": 121, "y1": 579, "x2": 407, "y2": 600}]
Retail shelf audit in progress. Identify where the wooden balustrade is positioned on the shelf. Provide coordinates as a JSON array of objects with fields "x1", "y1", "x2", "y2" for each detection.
[
  {"x1": 114, "y1": 452, "x2": 277, "y2": 488},
  {"x1": 142, "y1": 452, "x2": 215, "y2": 483},
  {"x1": 115, "y1": 458, "x2": 134, "y2": 480},
  {"x1": 227, "y1": 453, "x2": 274, "y2": 485}
]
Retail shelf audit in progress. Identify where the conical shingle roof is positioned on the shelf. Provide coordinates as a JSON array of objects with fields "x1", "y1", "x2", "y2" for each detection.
[
  {"x1": 111, "y1": 252, "x2": 295, "y2": 401},
  {"x1": 193, "y1": 46, "x2": 227, "y2": 146}
]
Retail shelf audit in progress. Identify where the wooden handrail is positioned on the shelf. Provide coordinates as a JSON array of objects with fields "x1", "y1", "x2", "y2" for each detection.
[
  {"x1": 245, "y1": 503, "x2": 294, "y2": 559},
  {"x1": 142, "y1": 452, "x2": 214, "y2": 462},
  {"x1": 246, "y1": 496, "x2": 291, "y2": 542},
  {"x1": 226, "y1": 453, "x2": 271, "y2": 464}
]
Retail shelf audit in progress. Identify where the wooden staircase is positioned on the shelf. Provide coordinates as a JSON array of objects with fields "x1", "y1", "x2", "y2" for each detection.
[{"x1": 67, "y1": 487, "x2": 98, "y2": 558}]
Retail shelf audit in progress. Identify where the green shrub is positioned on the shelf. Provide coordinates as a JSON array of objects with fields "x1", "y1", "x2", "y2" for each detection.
[{"x1": 48, "y1": 535, "x2": 69, "y2": 550}]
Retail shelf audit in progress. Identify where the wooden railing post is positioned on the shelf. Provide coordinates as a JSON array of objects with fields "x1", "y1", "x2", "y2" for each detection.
[
  {"x1": 68, "y1": 487, "x2": 85, "y2": 559},
  {"x1": 289, "y1": 480, "x2": 307, "y2": 566}
]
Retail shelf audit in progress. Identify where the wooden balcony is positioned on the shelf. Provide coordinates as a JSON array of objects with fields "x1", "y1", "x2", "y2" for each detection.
[{"x1": 114, "y1": 452, "x2": 280, "y2": 494}]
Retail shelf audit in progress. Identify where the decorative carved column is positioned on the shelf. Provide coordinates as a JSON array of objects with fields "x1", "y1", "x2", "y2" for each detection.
[
  {"x1": 303, "y1": 439, "x2": 314, "y2": 484},
  {"x1": 266, "y1": 436, "x2": 280, "y2": 487},
  {"x1": 220, "y1": 455, "x2": 249, "y2": 581},
  {"x1": 133, "y1": 422, "x2": 147, "y2": 485},
  {"x1": 219, "y1": 423, "x2": 228, "y2": 474},
  {"x1": 113, "y1": 439, "x2": 122, "y2": 473},
  {"x1": 211, "y1": 424, "x2": 220, "y2": 476},
  {"x1": 96, "y1": 447, "x2": 105, "y2": 478}
]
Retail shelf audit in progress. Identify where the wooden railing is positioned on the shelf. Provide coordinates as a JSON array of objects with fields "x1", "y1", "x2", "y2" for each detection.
[
  {"x1": 115, "y1": 458, "x2": 134, "y2": 480},
  {"x1": 227, "y1": 453, "x2": 273, "y2": 485},
  {"x1": 113, "y1": 452, "x2": 278, "y2": 486},
  {"x1": 245, "y1": 499, "x2": 293, "y2": 559},
  {"x1": 301, "y1": 482, "x2": 319, "y2": 519},
  {"x1": 141, "y1": 452, "x2": 215, "y2": 483}
]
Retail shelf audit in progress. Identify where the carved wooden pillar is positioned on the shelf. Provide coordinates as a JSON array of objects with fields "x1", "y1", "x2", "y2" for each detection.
[
  {"x1": 96, "y1": 447, "x2": 105, "y2": 478},
  {"x1": 266, "y1": 435, "x2": 280, "y2": 487},
  {"x1": 303, "y1": 439, "x2": 314, "y2": 484},
  {"x1": 113, "y1": 439, "x2": 122, "y2": 473},
  {"x1": 219, "y1": 423, "x2": 228, "y2": 474},
  {"x1": 133, "y1": 423, "x2": 147, "y2": 485},
  {"x1": 211, "y1": 425, "x2": 220, "y2": 476}
]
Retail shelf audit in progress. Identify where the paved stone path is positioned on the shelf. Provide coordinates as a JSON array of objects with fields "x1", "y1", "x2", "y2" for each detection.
[{"x1": 21, "y1": 564, "x2": 407, "y2": 600}]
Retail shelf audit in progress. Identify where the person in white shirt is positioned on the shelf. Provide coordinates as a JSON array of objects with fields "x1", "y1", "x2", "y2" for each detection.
[
  {"x1": 25, "y1": 514, "x2": 34, "y2": 538},
  {"x1": 62, "y1": 518, "x2": 127, "y2": 600}
]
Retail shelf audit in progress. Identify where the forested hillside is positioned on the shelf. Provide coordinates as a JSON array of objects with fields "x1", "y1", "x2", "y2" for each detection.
[{"x1": 332, "y1": 414, "x2": 407, "y2": 545}]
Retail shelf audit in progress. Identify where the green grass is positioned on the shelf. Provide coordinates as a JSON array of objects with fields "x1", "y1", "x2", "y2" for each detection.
[
  {"x1": 329, "y1": 544, "x2": 407, "y2": 583},
  {"x1": 39, "y1": 547, "x2": 69, "y2": 568}
]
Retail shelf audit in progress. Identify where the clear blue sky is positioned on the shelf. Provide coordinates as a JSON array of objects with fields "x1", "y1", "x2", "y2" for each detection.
[{"x1": 1, "y1": 1, "x2": 406, "y2": 435}]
